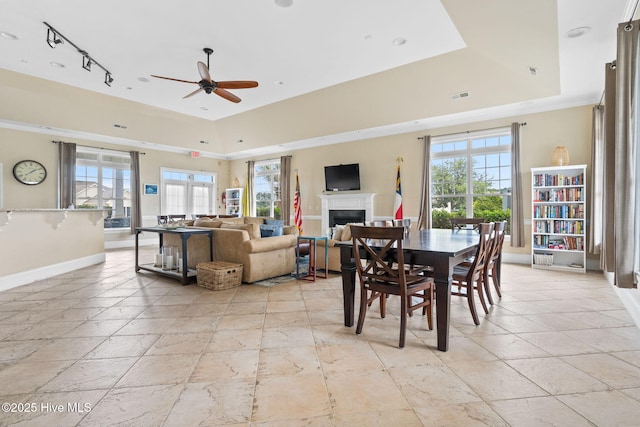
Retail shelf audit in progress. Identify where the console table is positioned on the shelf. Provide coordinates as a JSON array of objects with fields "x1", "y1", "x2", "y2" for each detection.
[{"x1": 135, "y1": 227, "x2": 213, "y2": 285}]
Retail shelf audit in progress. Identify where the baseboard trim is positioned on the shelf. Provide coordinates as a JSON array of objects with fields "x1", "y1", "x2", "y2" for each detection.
[{"x1": 0, "y1": 253, "x2": 106, "y2": 292}]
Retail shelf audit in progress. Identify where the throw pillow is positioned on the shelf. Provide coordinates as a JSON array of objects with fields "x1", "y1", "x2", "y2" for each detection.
[
  {"x1": 332, "y1": 225, "x2": 344, "y2": 241},
  {"x1": 265, "y1": 219, "x2": 285, "y2": 226},
  {"x1": 341, "y1": 222, "x2": 363, "y2": 241},
  {"x1": 260, "y1": 224, "x2": 284, "y2": 237}
]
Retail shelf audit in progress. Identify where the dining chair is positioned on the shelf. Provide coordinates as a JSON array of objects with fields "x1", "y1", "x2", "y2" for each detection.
[
  {"x1": 483, "y1": 220, "x2": 507, "y2": 304},
  {"x1": 450, "y1": 217, "x2": 486, "y2": 232},
  {"x1": 168, "y1": 214, "x2": 186, "y2": 222},
  {"x1": 351, "y1": 225, "x2": 434, "y2": 348},
  {"x1": 451, "y1": 222, "x2": 493, "y2": 325}
]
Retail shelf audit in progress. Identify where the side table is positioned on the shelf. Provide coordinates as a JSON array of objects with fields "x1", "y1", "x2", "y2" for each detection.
[{"x1": 297, "y1": 236, "x2": 328, "y2": 281}]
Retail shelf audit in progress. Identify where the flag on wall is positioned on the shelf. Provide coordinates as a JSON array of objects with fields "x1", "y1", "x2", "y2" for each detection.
[
  {"x1": 394, "y1": 164, "x2": 403, "y2": 220},
  {"x1": 294, "y1": 172, "x2": 303, "y2": 233}
]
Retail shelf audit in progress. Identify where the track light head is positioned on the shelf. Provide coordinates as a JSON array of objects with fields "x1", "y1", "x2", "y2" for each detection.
[
  {"x1": 104, "y1": 72, "x2": 113, "y2": 87},
  {"x1": 82, "y1": 54, "x2": 92, "y2": 71},
  {"x1": 46, "y1": 28, "x2": 63, "y2": 48}
]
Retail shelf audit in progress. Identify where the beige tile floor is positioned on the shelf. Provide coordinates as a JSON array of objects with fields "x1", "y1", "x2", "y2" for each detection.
[{"x1": 1, "y1": 247, "x2": 640, "y2": 426}]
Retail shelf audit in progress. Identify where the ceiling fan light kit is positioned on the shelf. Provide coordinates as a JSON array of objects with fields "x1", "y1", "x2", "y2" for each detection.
[{"x1": 151, "y1": 47, "x2": 258, "y2": 104}]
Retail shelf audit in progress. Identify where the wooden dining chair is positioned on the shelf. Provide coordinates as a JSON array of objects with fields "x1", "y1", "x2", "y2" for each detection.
[
  {"x1": 451, "y1": 222, "x2": 493, "y2": 325},
  {"x1": 483, "y1": 220, "x2": 507, "y2": 304},
  {"x1": 351, "y1": 225, "x2": 434, "y2": 348},
  {"x1": 451, "y1": 217, "x2": 486, "y2": 232}
]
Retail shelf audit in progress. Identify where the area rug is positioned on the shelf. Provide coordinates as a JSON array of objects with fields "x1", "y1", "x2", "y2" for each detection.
[{"x1": 253, "y1": 257, "x2": 309, "y2": 287}]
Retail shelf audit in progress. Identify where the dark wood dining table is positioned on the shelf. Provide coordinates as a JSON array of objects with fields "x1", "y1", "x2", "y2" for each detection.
[{"x1": 337, "y1": 228, "x2": 479, "y2": 352}]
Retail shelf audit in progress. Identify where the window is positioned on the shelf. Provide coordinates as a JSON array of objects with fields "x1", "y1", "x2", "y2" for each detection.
[
  {"x1": 160, "y1": 168, "x2": 216, "y2": 217},
  {"x1": 254, "y1": 159, "x2": 281, "y2": 219},
  {"x1": 431, "y1": 128, "x2": 512, "y2": 232},
  {"x1": 75, "y1": 147, "x2": 132, "y2": 229}
]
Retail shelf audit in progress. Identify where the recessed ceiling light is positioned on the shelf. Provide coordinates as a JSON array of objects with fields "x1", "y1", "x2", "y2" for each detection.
[
  {"x1": 200, "y1": 106, "x2": 208, "y2": 111},
  {"x1": 274, "y1": 0, "x2": 293, "y2": 7},
  {"x1": 565, "y1": 26, "x2": 591, "y2": 38},
  {"x1": 137, "y1": 77, "x2": 150, "y2": 83},
  {"x1": 0, "y1": 31, "x2": 18, "y2": 40},
  {"x1": 236, "y1": 139, "x2": 243, "y2": 144},
  {"x1": 392, "y1": 37, "x2": 407, "y2": 46},
  {"x1": 364, "y1": 34, "x2": 373, "y2": 41},
  {"x1": 50, "y1": 61, "x2": 65, "y2": 68},
  {"x1": 274, "y1": 80, "x2": 284, "y2": 85},
  {"x1": 122, "y1": 86, "x2": 133, "y2": 90}
]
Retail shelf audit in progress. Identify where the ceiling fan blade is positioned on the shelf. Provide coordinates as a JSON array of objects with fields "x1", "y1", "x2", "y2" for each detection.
[
  {"x1": 217, "y1": 81, "x2": 259, "y2": 89},
  {"x1": 214, "y1": 88, "x2": 241, "y2": 103},
  {"x1": 183, "y1": 87, "x2": 204, "y2": 99},
  {"x1": 151, "y1": 75, "x2": 199, "y2": 84},
  {"x1": 197, "y1": 61, "x2": 212, "y2": 83}
]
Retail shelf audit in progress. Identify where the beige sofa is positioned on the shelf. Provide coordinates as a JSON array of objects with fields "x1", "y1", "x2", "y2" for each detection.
[{"x1": 163, "y1": 217, "x2": 298, "y2": 283}]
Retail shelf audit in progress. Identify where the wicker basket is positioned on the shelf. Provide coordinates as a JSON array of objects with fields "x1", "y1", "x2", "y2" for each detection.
[
  {"x1": 534, "y1": 253, "x2": 554, "y2": 266},
  {"x1": 197, "y1": 261, "x2": 243, "y2": 290}
]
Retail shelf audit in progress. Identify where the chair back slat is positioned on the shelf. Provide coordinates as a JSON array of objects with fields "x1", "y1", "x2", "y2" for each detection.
[{"x1": 466, "y1": 222, "x2": 493, "y2": 282}]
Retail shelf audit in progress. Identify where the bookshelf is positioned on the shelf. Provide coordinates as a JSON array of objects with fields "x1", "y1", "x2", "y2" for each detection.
[
  {"x1": 531, "y1": 164, "x2": 586, "y2": 273},
  {"x1": 225, "y1": 188, "x2": 243, "y2": 216}
]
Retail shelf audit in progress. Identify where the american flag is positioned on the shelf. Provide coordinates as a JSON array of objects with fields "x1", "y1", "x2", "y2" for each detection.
[
  {"x1": 393, "y1": 164, "x2": 403, "y2": 220},
  {"x1": 294, "y1": 172, "x2": 303, "y2": 233}
]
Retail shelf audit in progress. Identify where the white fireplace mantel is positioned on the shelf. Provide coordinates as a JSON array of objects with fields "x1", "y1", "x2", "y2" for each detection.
[{"x1": 319, "y1": 193, "x2": 375, "y2": 232}]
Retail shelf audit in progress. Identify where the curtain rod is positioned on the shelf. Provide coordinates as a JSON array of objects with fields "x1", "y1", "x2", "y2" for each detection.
[
  {"x1": 51, "y1": 140, "x2": 145, "y2": 155},
  {"x1": 417, "y1": 123, "x2": 526, "y2": 141}
]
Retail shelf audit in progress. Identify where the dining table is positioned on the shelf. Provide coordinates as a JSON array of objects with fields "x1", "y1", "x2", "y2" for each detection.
[{"x1": 337, "y1": 228, "x2": 479, "y2": 352}]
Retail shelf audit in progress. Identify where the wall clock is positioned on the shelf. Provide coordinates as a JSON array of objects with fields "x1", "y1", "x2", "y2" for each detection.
[{"x1": 13, "y1": 160, "x2": 47, "y2": 185}]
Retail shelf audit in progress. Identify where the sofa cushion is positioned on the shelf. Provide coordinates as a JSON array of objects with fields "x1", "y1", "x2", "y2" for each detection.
[
  {"x1": 193, "y1": 218, "x2": 222, "y2": 228},
  {"x1": 221, "y1": 222, "x2": 261, "y2": 239},
  {"x1": 265, "y1": 219, "x2": 284, "y2": 226},
  {"x1": 243, "y1": 217, "x2": 266, "y2": 226},
  {"x1": 341, "y1": 222, "x2": 364, "y2": 241}
]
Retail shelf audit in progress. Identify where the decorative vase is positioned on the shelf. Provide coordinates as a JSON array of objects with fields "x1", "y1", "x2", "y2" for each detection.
[{"x1": 551, "y1": 146, "x2": 570, "y2": 166}]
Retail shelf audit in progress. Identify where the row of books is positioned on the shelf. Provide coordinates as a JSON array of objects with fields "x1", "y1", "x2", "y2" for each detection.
[
  {"x1": 533, "y1": 188, "x2": 584, "y2": 202},
  {"x1": 533, "y1": 204, "x2": 584, "y2": 219},
  {"x1": 533, "y1": 219, "x2": 583, "y2": 235},
  {"x1": 533, "y1": 172, "x2": 584, "y2": 187},
  {"x1": 533, "y1": 235, "x2": 584, "y2": 251}
]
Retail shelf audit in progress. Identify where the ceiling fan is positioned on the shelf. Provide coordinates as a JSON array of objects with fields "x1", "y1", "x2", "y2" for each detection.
[{"x1": 151, "y1": 48, "x2": 258, "y2": 103}]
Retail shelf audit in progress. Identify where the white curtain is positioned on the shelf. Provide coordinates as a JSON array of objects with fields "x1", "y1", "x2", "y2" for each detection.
[
  {"x1": 590, "y1": 105, "x2": 605, "y2": 256},
  {"x1": 613, "y1": 20, "x2": 640, "y2": 287},
  {"x1": 417, "y1": 135, "x2": 432, "y2": 230},
  {"x1": 510, "y1": 123, "x2": 525, "y2": 247}
]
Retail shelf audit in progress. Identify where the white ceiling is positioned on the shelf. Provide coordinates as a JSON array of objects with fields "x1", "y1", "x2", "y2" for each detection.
[{"x1": 0, "y1": 0, "x2": 633, "y2": 158}]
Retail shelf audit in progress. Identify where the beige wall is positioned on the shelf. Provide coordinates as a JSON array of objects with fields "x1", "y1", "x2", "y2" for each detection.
[
  {"x1": 230, "y1": 104, "x2": 594, "y2": 260},
  {"x1": 2, "y1": 104, "x2": 593, "y2": 260}
]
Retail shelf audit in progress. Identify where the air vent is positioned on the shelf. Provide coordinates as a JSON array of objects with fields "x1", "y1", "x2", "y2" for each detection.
[{"x1": 451, "y1": 91, "x2": 470, "y2": 101}]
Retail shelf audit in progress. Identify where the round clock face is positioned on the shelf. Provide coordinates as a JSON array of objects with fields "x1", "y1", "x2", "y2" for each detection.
[{"x1": 13, "y1": 160, "x2": 47, "y2": 185}]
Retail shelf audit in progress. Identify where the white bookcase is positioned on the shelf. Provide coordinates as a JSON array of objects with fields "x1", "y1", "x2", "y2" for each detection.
[
  {"x1": 531, "y1": 164, "x2": 587, "y2": 273},
  {"x1": 225, "y1": 188, "x2": 243, "y2": 216}
]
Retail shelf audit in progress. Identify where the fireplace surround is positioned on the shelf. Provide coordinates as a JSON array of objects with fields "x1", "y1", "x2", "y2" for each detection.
[{"x1": 319, "y1": 193, "x2": 375, "y2": 234}]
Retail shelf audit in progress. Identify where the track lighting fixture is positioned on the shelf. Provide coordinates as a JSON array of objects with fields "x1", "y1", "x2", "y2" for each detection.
[{"x1": 43, "y1": 22, "x2": 114, "y2": 87}]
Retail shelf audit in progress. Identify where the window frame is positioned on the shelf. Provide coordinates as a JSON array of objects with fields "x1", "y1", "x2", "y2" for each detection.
[
  {"x1": 75, "y1": 146, "x2": 132, "y2": 230},
  {"x1": 160, "y1": 167, "x2": 217, "y2": 218},
  {"x1": 253, "y1": 159, "x2": 281, "y2": 219},
  {"x1": 431, "y1": 127, "x2": 512, "y2": 229}
]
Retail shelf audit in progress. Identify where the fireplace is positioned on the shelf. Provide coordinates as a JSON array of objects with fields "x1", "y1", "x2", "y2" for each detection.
[
  {"x1": 329, "y1": 209, "x2": 366, "y2": 227},
  {"x1": 318, "y1": 193, "x2": 376, "y2": 233}
]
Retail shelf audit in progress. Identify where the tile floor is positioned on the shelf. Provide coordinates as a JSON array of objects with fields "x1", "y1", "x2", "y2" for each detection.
[{"x1": 1, "y1": 248, "x2": 640, "y2": 426}]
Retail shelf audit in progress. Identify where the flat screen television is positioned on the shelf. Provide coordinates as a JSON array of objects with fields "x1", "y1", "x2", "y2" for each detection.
[{"x1": 324, "y1": 163, "x2": 361, "y2": 192}]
